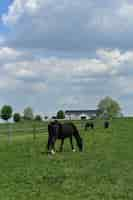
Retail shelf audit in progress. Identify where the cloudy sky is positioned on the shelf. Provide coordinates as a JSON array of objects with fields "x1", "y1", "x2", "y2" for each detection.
[{"x1": 0, "y1": 0, "x2": 133, "y2": 116}]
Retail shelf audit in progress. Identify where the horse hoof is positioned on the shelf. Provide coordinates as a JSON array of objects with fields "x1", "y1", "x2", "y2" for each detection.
[
  {"x1": 72, "y1": 149, "x2": 76, "y2": 152},
  {"x1": 51, "y1": 150, "x2": 56, "y2": 155}
]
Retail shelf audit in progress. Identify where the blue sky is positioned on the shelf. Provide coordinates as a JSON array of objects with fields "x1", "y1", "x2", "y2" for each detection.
[
  {"x1": 0, "y1": 0, "x2": 12, "y2": 14},
  {"x1": 0, "y1": 0, "x2": 12, "y2": 33},
  {"x1": 0, "y1": 0, "x2": 133, "y2": 116}
]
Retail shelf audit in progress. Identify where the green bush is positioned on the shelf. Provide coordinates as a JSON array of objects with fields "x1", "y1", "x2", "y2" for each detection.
[
  {"x1": 56, "y1": 110, "x2": 65, "y2": 119},
  {"x1": 1, "y1": 105, "x2": 13, "y2": 121},
  {"x1": 13, "y1": 113, "x2": 21, "y2": 123},
  {"x1": 34, "y1": 115, "x2": 42, "y2": 121}
]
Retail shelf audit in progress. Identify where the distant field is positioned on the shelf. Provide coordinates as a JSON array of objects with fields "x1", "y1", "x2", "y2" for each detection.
[{"x1": 0, "y1": 118, "x2": 133, "y2": 199}]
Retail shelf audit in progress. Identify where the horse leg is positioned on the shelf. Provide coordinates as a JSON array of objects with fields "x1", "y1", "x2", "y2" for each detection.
[
  {"x1": 51, "y1": 137, "x2": 56, "y2": 154},
  {"x1": 70, "y1": 136, "x2": 76, "y2": 152},
  {"x1": 47, "y1": 136, "x2": 51, "y2": 152},
  {"x1": 59, "y1": 139, "x2": 64, "y2": 152},
  {"x1": 91, "y1": 123, "x2": 94, "y2": 129}
]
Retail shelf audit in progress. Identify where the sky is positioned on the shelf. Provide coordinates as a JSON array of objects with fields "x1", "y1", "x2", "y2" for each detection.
[{"x1": 0, "y1": 0, "x2": 133, "y2": 116}]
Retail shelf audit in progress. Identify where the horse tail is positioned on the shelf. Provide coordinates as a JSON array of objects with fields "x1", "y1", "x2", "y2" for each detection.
[{"x1": 71, "y1": 123, "x2": 83, "y2": 152}]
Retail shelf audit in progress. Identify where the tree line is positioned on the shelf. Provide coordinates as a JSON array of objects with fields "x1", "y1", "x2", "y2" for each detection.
[
  {"x1": 0, "y1": 106, "x2": 42, "y2": 123},
  {"x1": 0, "y1": 96, "x2": 122, "y2": 123},
  {"x1": 0, "y1": 105, "x2": 66, "y2": 123}
]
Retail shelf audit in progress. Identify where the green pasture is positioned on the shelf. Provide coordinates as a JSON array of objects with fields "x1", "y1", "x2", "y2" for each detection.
[{"x1": 0, "y1": 118, "x2": 133, "y2": 199}]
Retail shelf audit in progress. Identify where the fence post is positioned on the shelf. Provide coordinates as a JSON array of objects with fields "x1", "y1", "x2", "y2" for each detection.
[
  {"x1": 81, "y1": 119, "x2": 85, "y2": 130},
  {"x1": 33, "y1": 122, "x2": 37, "y2": 140},
  {"x1": 7, "y1": 122, "x2": 12, "y2": 143}
]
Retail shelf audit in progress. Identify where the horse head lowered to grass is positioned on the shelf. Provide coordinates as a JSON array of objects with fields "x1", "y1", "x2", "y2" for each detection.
[{"x1": 47, "y1": 120, "x2": 83, "y2": 154}]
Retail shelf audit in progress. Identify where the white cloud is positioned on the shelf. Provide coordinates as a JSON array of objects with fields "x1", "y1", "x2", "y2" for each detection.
[
  {"x1": 119, "y1": 3, "x2": 133, "y2": 20},
  {"x1": 0, "y1": 47, "x2": 132, "y2": 101},
  {"x1": 0, "y1": 49, "x2": 118, "y2": 85},
  {"x1": 0, "y1": 47, "x2": 21, "y2": 60},
  {"x1": 2, "y1": 0, "x2": 133, "y2": 50},
  {"x1": 1, "y1": 0, "x2": 133, "y2": 114}
]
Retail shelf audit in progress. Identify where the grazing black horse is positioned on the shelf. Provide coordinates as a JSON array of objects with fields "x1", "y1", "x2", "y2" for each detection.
[
  {"x1": 104, "y1": 121, "x2": 109, "y2": 129},
  {"x1": 47, "y1": 120, "x2": 83, "y2": 154},
  {"x1": 84, "y1": 122, "x2": 94, "y2": 131}
]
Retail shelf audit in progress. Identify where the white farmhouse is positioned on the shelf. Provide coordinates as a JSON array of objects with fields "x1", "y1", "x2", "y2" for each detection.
[{"x1": 65, "y1": 110, "x2": 99, "y2": 120}]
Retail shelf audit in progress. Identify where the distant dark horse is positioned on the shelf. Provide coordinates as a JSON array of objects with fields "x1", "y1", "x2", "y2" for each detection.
[
  {"x1": 47, "y1": 121, "x2": 83, "y2": 154},
  {"x1": 84, "y1": 122, "x2": 94, "y2": 131},
  {"x1": 104, "y1": 121, "x2": 109, "y2": 129}
]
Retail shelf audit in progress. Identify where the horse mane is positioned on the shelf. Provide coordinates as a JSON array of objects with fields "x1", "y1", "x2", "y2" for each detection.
[{"x1": 48, "y1": 120, "x2": 62, "y2": 137}]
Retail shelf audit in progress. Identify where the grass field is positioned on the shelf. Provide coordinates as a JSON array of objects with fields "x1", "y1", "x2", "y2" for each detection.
[{"x1": 0, "y1": 118, "x2": 133, "y2": 199}]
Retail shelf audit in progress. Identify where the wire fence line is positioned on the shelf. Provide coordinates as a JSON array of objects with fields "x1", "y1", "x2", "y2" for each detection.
[
  {"x1": 0, "y1": 127, "x2": 47, "y2": 133},
  {"x1": 0, "y1": 122, "x2": 84, "y2": 133},
  {"x1": 0, "y1": 126, "x2": 83, "y2": 134},
  {"x1": 0, "y1": 124, "x2": 48, "y2": 142},
  {"x1": 0, "y1": 128, "x2": 48, "y2": 136},
  {"x1": 0, "y1": 122, "x2": 84, "y2": 143}
]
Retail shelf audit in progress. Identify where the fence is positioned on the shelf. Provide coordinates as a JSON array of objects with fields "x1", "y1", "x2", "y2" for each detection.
[
  {"x1": 0, "y1": 121, "x2": 84, "y2": 143},
  {"x1": 0, "y1": 123, "x2": 48, "y2": 142}
]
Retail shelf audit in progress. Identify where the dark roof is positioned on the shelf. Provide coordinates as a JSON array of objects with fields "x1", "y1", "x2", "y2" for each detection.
[{"x1": 65, "y1": 110, "x2": 99, "y2": 115}]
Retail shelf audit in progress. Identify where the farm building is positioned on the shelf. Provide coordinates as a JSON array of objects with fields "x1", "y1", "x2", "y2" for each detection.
[{"x1": 65, "y1": 109, "x2": 99, "y2": 120}]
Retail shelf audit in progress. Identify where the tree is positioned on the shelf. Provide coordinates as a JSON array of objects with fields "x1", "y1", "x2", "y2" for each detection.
[
  {"x1": 13, "y1": 113, "x2": 21, "y2": 123},
  {"x1": 56, "y1": 110, "x2": 65, "y2": 119},
  {"x1": 34, "y1": 115, "x2": 42, "y2": 121},
  {"x1": 97, "y1": 96, "x2": 121, "y2": 118},
  {"x1": 23, "y1": 107, "x2": 34, "y2": 120},
  {"x1": 44, "y1": 116, "x2": 48, "y2": 120},
  {"x1": 1, "y1": 105, "x2": 13, "y2": 121}
]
